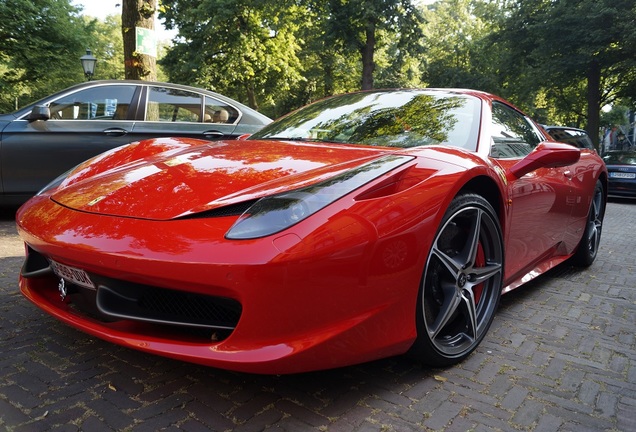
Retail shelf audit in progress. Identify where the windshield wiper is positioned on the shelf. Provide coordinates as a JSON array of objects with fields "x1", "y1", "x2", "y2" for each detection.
[
  {"x1": 262, "y1": 136, "x2": 308, "y2": 141},
  {"x1": 263, "y1": 136, "x2": 346, "y2": 144}
]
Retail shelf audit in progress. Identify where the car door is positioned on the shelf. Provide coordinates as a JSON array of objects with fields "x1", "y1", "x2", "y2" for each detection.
[
  {"x1": 0, "y1": 83, "x2": 138, "y2": 196},
  {"x1": 489, "y1": 102, "x2": 577, "y2": 282},
  {"x1": 129, "y1": 85, "x2": 239, "y2": 141}
]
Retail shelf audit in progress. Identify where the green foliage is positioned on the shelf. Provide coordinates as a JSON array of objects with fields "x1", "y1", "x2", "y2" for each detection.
[
  {"x1": 160, "y1": 0, "x2": 305, "y2": 116},
  {"x1": 600, "y1": 103, "x2": 631, "y2": 129},
  {"x1": 87, "y1": 15, "x2": 125, "y2": 81},
  {"x1": 322, "y1": 0, "x2": 424, "y2": 89},
  {"x1": 489, "y1": 0, "x2": 636, "y2": 141},
  {"x1": 1, "y1": 0, "x2": 633, "y2": 131},
  {"x1": 420, "y1": 0, "x2": 502, "y2": 92},
  {"x1": 0, "y1": 0, "x2": 95, "y2": 112},
  {"x1": 159, "y1": 0, "x2": 426, "y2": 117}
]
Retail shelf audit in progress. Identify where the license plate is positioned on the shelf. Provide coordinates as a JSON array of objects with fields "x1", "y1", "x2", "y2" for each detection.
[
  {"x1": 49, "y1": 260, "x2": 96, "y2": 290},
  {"x1": 610, "y1": 172, "x2": 636, "y2": 179}
]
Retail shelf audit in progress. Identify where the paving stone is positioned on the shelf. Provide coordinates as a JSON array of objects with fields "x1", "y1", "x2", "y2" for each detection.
[
  {"x1": 511, "y1": 398, "x2": 543, "y2": 428},
  {"x1": 577, "y1": 379, "x2": 601, "y2": 405},
  {"x1": 274, "y1": 399, "x2": 329, "y2": 427},
  {"x1": 185, "y1": 400, "x2": 236, "y2": 431},
  {"x1": 0, "y1": 398, "x2": 31, "y2": 425},
  {"x1": 500, "y1": 385, "x2": 529, "y2": 410},
  {"x1": 535, "y1": 412, "x2": 563, "y2": 432},
  {"x1": 231, "y1": 406, "x2": 284, "y2": 432}
]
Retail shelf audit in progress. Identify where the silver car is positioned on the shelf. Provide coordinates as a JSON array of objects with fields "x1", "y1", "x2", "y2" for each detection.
[{"x1": 0, "y1": 80, "x2": 272, "y2": 206}]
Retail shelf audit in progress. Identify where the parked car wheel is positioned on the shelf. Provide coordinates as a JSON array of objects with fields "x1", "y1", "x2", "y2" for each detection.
[{"x1": 571, "y1": 180, "x2": 605, "y2": 267}]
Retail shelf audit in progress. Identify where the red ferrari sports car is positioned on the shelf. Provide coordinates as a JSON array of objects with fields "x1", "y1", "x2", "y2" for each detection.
[{"x1": 16, "y1": 89, "x2": 607, "y2": 374}]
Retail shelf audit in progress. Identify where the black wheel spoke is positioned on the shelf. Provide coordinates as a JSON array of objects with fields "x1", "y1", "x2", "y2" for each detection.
[
  {"x1": 431, "y1": 245, "x2": 462, "y2": 278},
  {"x1": 587, "y1": 186, "x2": 604, "y2": 254},
  {"x1": 460, "y1": 287, "x2": 477, "y2": 342},
  {"x1": 470, "y1": 263, "x2": 502, "y2": 286},
  {"x1": 464, "y1": 208, "x2": 482, "y2": 269},
  {"x1": 427, "y1": 281, "x2": 462, "y2": 339}
]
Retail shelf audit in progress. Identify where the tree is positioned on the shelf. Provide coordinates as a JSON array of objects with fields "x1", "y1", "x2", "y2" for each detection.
[
  {"x1": 420, "y1": 0, "x2": 502, "y2": 93},
  {"x1": 0, "y1": 0, "x2": 94, "y2": 111},
  {"x1": 88, "y1": 14, "x2": 126, "y2": 80},
  {"x1": 493, "y1": 0, "x2": 636, "y2": 146},
  {"x1": 325, "y1": 0, "x2": 424, "y2": 90},
  {"x1": 278, "y1": 1, "x2": 364, "y2": 114},
  {"x1": 160, "y1": 0, "x2": 304, "y2": 113},
  {"x1": 122, "y1": 0, "x2": 157, "y2": 80}
]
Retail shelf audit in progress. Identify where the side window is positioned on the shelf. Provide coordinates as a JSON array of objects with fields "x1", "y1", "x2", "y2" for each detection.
[
  {"x1": 146, "y1": 86, "x2": 202, "y2": 122},
  {"x1": 490, "y1": 102, "x2": 542, "y2": 158},
  {"x1": 203, "y1": 96, "x2": 239, "y2": 124},
  {"x1": 48, "y1": 85, "x2": 136, "y2": 120}
]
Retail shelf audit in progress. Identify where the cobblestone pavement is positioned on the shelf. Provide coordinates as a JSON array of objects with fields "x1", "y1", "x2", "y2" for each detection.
[{"x1": 1, "y1": 200, "x2": 634, "y2": 432}]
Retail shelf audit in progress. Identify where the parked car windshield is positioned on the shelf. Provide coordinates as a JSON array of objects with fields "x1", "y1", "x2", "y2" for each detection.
[
  {"x1": 251, "y1": 90, "x2": 481, "y2": 150},
  {"x1": 603, "y1": 151, "x2": 636, "y2": 165},
  {"x1": 544, "y1": 126, "x2": 594, "y2": 150}
]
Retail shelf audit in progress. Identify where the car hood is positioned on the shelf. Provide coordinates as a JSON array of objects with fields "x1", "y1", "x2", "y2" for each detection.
[{"x1": 51, "y1": 138, "x2": 393, "y2": 220}]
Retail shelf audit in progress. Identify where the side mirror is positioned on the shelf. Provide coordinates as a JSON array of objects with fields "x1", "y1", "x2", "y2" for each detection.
[
  {"x1": 508, "y1": 141, "x2": 580, "y2": 179},
  {"x1": 27, "y1": 105, "x2": 51, "y2": 121}
]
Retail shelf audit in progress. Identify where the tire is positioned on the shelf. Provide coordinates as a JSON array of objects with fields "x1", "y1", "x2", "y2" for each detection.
[
  {"x1": 570, "y1": 179, "x2": 605, "y2": 267},
  {"x1": 409, "y1": 193, "x2": 504, "y2": 367}
]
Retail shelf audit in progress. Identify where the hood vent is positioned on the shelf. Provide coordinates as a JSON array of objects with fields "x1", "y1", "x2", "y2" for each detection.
[{"x1": 176, "y1": 199, "x2": 258, "y2": 220}]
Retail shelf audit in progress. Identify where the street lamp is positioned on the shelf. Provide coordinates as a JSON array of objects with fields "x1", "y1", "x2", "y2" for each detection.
[{"x1": 80, "y1": 49, "x2": 97, "y2": 81}]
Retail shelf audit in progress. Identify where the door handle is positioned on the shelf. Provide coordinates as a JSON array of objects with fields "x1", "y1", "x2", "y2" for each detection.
[
  {"x1": 103, "y1": 128, "x2": 128, "y2": 137},
  {"x1": 203, "y1": 130, "x2": 225, "y2": 139},
  {"x1": 563, "y1": 170, "x2": 573, "y2": 179}
]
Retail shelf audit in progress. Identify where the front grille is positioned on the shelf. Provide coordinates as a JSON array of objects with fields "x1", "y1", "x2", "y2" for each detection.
[
  {"x1": 96, "y1": 279, "x2": 241, "y2": 330},
  {"x1": 22, "y1": 247, "x2": 242, "y2": 337},
  {"x1": 95, "y1": 278, "x2": 242, "y2": 331}
]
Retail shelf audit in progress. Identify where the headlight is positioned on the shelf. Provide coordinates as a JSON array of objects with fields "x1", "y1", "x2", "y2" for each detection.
[{"x1": 226, "y1": 155, "x2": 413, "y2": 239}]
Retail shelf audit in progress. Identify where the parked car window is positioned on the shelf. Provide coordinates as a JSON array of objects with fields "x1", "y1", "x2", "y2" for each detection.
[
  {"x1": 490, "y1": 102, "x2": 542, "y2": 158},
  {"x1": 146, "y1": 86, "x2": 202, "y2": 122},
  {"x1": 47, "y1": 85, "x2": 136, "y2": 120},
  {"x1": 203, "y1": 96, "x2": 239, "y2": 124}
]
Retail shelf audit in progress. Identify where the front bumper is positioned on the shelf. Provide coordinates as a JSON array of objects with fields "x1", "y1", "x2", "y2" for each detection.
[{"x1": 17, "y1": 197, "x2": 420, "y2": 374}]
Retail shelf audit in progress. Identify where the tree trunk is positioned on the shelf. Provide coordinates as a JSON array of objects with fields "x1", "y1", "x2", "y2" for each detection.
[
  {"x1": 246, "y1": 84, "x2": 258, "y2": 110},
  {"x1": 361, "y1": 21, "x2": 376, "y2": 90},
  {"x1": 122, "y1": 0, "x2": 157, "y2": 81},
  {"x1": 322, "y1": 53, "x2": 334, "y2": 96},
  {"x1": 585, "y1": 59, "x2": 601, "y2": 150}
]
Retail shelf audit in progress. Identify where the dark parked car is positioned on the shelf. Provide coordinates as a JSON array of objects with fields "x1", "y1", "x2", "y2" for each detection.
[
  {"x1": 0, "y1": 80, "x2": 272, "y2": 205},
  {"x1": 603, "y1": 151, "x2": 636, "y2": 198},
  {"x1": 543, "y1": 125, "x2": 595, "y2": 151}
]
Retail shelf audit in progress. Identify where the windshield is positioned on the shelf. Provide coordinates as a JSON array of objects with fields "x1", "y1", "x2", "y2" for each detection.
[
  {"x1": 603, "y1": 151, "x2": 636, "y2": 165},
  {"x1": 251, "y1": 90, "x2": 482, "y2": 150}
]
